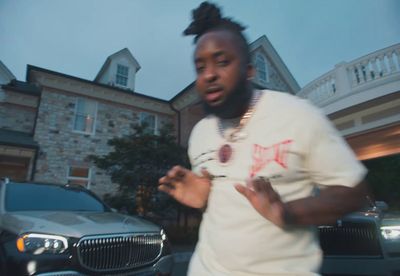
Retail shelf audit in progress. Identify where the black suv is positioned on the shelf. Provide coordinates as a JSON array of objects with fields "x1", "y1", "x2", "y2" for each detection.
[
  {"x1": 0, "y1": 178, "x2": 173, "y2": 276},
  {"x1": 319, "y1": 200, "x2": 400, "y2": 276}
]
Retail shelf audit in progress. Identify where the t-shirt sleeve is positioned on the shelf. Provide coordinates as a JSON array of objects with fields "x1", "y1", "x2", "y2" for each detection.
[{"x1": 305, "y1": 103, "x2": 367, "y2": 188}]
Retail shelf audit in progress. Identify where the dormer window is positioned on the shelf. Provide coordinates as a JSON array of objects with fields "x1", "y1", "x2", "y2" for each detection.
[
  {"x1": 116, "y1": 64, "x2": 129, "y2": 86},
  {"x1": 255, "y1": 53, "x2": 268, "y2": 83}
]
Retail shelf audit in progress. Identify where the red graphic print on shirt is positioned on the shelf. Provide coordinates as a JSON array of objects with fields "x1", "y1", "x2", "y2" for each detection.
[{"x1": 250, "y1": 139, "x2": 293, "y2": 178}]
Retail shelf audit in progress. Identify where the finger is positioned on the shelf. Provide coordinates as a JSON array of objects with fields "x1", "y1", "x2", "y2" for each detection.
[
  {"x1": 167, "y1": 166, "x2": 185, "y2": 181},
  {"x1": 245, "y1": 178, "x2": 255, "y2": 191},
  {"x1": 158, "y1": 184, "x2": 172, "y2": 194},
  {"x1": 235, "y1": 184, "x2": 255, "y2": 200},
  {"x1": 255, "y1": 177, "x2": 272, "y2": 193},
  {"x1": 200, "y1": 168, "x2": 213, "y2": 180},
  {"x1": 158, "y1": 183, "x2": 177, "y2": 197},
  {"x1": 250, "y1": 177, "x2": 270, "y2": 193},
  {"x1": 252, "y1": 178, "x2": 265, "y2": 193},
  {"x1": 260, "y1": 180, "x2": 281, "y2": 203},
  {"x1": 158, "y1": 176, "x2": 170, "y2": 185}
]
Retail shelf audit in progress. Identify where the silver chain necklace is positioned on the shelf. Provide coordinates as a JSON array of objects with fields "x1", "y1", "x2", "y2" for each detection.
[{"x1": 217, "y1": 90, "x2": 261, "y2": 164}]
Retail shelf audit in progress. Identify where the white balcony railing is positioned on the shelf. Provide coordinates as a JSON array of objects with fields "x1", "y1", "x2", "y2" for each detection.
[{"x1": 297, "y1": 43, "x2": 400, "y2": 108}]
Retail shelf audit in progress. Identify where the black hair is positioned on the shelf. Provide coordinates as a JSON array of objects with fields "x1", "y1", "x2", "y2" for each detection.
[{"x1": 183, "y1": 1, "x2": 251, "y2": 64}]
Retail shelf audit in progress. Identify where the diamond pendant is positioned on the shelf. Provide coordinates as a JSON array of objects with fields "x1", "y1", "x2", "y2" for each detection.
[{"x1": 218, "y1": 144, "x2": 233, "y2": 164}]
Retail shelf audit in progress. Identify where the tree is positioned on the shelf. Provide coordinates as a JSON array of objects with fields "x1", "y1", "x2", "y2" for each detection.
[
  {"x1": 89, "y1": 122, "x2": 188, "y2": 216},
  {"x1": 363, "y1": 154, "x2": 400, "y2": 210}
]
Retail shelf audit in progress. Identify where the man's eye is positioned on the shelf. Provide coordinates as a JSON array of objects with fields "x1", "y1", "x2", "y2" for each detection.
[
  {"x1": 217, "y1": 60, "x2": 229, "y2": 66},
  {"x1": 196, "y1": 66, "x2": 205, "y2": 73}
]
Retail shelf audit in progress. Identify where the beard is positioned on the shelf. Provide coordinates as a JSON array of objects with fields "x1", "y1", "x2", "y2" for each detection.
[{"x1": 202, "y1": 79, "x2": 252, "y2": 119}]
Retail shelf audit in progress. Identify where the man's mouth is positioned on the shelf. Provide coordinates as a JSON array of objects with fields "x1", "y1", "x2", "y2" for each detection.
[{"x1": 205, "y1": 86, "x2": 223, "y2": 103}]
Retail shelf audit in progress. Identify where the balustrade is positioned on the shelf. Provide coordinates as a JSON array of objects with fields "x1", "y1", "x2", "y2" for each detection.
[{"x1": 298, "y1": 43, "x2": 400, "y2": 107}]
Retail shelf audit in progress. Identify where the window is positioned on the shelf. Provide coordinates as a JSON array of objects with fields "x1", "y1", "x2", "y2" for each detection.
[
  {"x1": 116, "y1": 64, "x2": 129, "y2": 86},
  {"x1": 67, "y1": 166, "x2": 91, "y2": 188},
  {"x1": 73, "y1": 98, "x2": 97, "y2": 134},
  {"x1": 140, "y1": 112, "x2": 157, "y2": 134},
  {"x1": 5, "y1": 182, "x2": 106, "y2": 212},
  {"x1": 255, "y1": 53, "x2": 268, "y2": 83}
]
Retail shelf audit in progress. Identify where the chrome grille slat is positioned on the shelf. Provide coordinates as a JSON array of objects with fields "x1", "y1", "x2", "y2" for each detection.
[
  {"x1": 77, "y1": 233, "x2": 163, "y2": 272},
  {"x1": 318, "y1": 221, "x2": 382, "y2": 256}
]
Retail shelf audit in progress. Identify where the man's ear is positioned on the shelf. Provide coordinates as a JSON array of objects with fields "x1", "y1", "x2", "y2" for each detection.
[{"x1": 247, "y1": 64, "x2": 255, "y2": 80}]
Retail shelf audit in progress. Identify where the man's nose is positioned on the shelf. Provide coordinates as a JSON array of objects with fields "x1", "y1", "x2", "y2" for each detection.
[{"x1": 204, "y1": 65, "x2": 218, "y2": 82}]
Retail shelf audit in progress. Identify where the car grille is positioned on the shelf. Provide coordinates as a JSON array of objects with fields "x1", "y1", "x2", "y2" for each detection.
[
  {"x1": 318, "y1": 221, "x2": 383, "y2": 257},
  {"x1": 77, "y1": 233, "x2": 163, "y2": 272}
]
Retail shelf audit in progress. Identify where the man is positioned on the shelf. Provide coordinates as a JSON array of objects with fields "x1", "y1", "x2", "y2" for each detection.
[{"x1": 159, "y1": 2, "x2": 367, "y2": 275}]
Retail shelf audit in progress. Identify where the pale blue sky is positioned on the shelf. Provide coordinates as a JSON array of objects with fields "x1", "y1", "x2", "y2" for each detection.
[{"x1": 0, "y1": 0, "x2": 399, "y2": 100}]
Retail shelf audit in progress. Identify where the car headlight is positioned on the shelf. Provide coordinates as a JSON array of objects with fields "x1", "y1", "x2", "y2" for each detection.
[
  {"x1": 16, "y1": 233, "x2": 68, "y2": 254},
  {"x1": 381, "y1": 226, "x2": 400, "y2": 240}
]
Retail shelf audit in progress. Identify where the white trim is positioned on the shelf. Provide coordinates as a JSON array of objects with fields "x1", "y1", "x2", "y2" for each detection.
[
  {"x1": 67, "y1": 166, "x2": 92, "y2": 189},
  {"x1": 115, "y1": 64, "x2": 129, "y2": 87}
]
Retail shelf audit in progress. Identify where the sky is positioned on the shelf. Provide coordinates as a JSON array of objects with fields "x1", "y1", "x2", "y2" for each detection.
[{"x1": 0, "y1": 0, "x2": 399, "y2": 100}]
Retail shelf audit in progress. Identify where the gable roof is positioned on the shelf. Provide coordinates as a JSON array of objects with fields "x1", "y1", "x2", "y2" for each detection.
[
  {"x1": 0, "y1": 60, "x2": 16, "y2": 83},
  {"x1": 2, "y1": 79, "x2": 41, "y2": 96},
  {"x1": 250, "y1": 35, "x2": 300, "y2": 93},
  {"x1": 94, "y1": 48, "x2": 141, "y2": 82},
  {"x1": 27, "y1": 65, "x2": 168, "y2": 104}
]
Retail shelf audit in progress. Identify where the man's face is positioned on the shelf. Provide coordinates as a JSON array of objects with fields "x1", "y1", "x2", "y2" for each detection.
[{"x1": 194, "y1": 30, "x2": 251, "y2": 116}]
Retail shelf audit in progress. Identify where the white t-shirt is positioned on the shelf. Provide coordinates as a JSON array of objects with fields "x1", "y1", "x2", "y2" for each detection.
[{"x1": 187, "y1": 90, "x2": 367, "y2": 276}]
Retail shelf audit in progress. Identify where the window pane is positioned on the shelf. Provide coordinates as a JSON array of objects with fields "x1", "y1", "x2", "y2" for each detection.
[
  {"x1": 74, "y1": 99, "x2": 96, "y2": 133},
  {"x1": 117, "y1": 64, "x2": 129, "y2": 76},
  {"x1": 256, "y1": 54, "x2": 267, "y2": 82},
  {"x1": 69, "y1": 167, "x2": 89, "y2": 178},
  {"x1": 85, "y1": 115, "x2": 94, "y2": 133},
  {"x1": 74, "y1": 115, "x2": 86, "y2": 131},
  {"x1": 5, "y1": 183, "x2": 106, "y2": 212},
  {"x1": 116, "y1": 75, "x2": 128, "y2": 86},
  {"x1": 84, "y1": 101, "x2": 96, "y2": 115},
  {"x1": 140, "y1": 112, "x2": 156, "y2": 134},
  {"x1": 76, "y1": 98, "x2": 86, "y2": 114}
]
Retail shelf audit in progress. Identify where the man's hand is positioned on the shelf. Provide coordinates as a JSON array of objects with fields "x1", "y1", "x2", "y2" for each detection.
[
  {"x1": 235, "y1": 177, "x2": 288, "y2": 228},
  {"x1": 158, "y1": 166, "x2": 211, "y2": 209},
  {"x1": 236, "y1": 177, "x2": 369, "y2": 227}
]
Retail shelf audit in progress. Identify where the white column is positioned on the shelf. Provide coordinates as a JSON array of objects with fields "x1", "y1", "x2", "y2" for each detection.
[
  {"x1": 388, "y1": 51, "x2": 397, "y2": 73},
  {"x1": 334, "y1": 62, "x2": 351, "y2": 94},
  {"x1": 379, "y1": 54, "x2": 388, "y2": 76},
  {"x1": 371, "y1": 57, "x2": 379, "y2": 79},
  {"x1": 396, "y1": 49, "x2": 400, "y2": 71}
]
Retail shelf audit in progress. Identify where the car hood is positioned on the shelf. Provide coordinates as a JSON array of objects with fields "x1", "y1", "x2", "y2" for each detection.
[
  {"x1": 1, "y1": 211, "x2": 161, "y2": 238},
  {"x1": 382, "y1": 211, "x2": 400, "y2": 227}
]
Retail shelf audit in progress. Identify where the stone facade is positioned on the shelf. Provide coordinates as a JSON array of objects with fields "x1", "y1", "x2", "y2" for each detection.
[{"x1": 33, "y1": 87, "x2": 174, "y2": 197}]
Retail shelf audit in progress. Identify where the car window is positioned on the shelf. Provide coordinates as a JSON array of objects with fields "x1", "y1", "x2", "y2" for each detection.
[{"x1": 5, "y1": 183, "x2": 108, "y2": 212}]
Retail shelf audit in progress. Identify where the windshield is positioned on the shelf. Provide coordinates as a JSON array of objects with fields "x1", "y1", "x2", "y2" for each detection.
[{"x1": 5, "y1": 183, "x2": 108, "y2": 212}]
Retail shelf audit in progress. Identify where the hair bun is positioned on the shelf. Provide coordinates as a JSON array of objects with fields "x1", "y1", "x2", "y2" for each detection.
[{"x1": 183, "y1": 2, "x2": 222, "y2": 36}]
